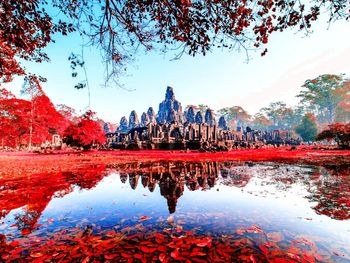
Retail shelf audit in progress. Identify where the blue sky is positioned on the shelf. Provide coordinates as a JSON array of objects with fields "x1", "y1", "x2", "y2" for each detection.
[{"x1": 5, "y1": 17, "x2": 350, "y2": 123}]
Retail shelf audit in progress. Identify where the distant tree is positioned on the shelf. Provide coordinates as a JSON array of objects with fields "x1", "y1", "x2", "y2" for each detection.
[
  {"x1": 334, "y1": 80, "x2": 350, "y2": 123},
  {"x1": 251, "y1": 113, "x2": 272, "y2": 131},
  {"x1": 316, "y1": 123, "x2": 350, "y2": 149},
  {"x1": 63, "y1": 110, "x2": 106, "y2": 150},
  {"x1": 259, "y1": 101, "x2": 297, "y2": 130},
  {"x1": 2, "y1": 0, "x2": 349, "y2": 85},
  {"x1": 198, "y1": 104, "x2": 209, "y2": 115},
  {"x1": 297, "y1": 74, "x2": 350, "y2": 124},
  {"x1": 218, "y1": 106, "x2": 251, "y2": 128},
  {"x1": 335, "y1": 101, "x2": 350, "y2": 123},
  {"x1": 295, "y1": 113, "x2": 318, "y2": 142}
]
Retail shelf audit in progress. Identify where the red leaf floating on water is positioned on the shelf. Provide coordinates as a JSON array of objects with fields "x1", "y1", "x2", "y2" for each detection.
[
  {"x1": 236, "y1": 225, "x2": 265, "y2": 235},
  {"x1": 314, "y1": 253, "x2": 323, "y2": 261},
  {"x1": 139, "y1": 215, "x2": 151, "y2": 222}
]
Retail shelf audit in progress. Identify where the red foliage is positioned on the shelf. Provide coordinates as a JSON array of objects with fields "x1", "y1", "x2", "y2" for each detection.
[
  {"x1": 0, "y1": 223, "x2": 331, "y2": 262},
  {"x1": 317, "y1": 122, "x2": 350, "y2": 148},
  {"x1": 63, "y1": 110, "x2": 106, "y2": 149},
  {"x1": 0, "y1": 87, "x2": 70, "y2": 148},
  {"x1": 2, "y1": 0, "x2": 348, "y2": 83}
]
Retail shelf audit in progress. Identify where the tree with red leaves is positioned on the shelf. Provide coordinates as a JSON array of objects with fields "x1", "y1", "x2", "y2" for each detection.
[
  {"x1": 317, "y1": 123, "x2": 350, "y2": 149},
  {"x1": 0, "y1": 88, "x2": 31, "y2": 148},
  {"x1": 1, "y1": 0, "x2": 349, "y2": 85},
  {"x1": 0, "y1": 80, "x2": 69, "y2": 149},
  {"x1": 63, "y1": 110, "x2": 106, "y2": 150}
]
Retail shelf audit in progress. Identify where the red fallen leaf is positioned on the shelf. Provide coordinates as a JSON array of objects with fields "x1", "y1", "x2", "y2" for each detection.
[
  {"x1": 134, "y1": 253, "x2": 143, "y2": 259},
  {"x1": 171, "y1": 249, "x2": 180, "y2": 258},
  {"x1": 287, "y1": 253, "x2": 301, "y2": 261},
  {"x1": 1, "y1": 254, "x2": 9, "y2": 260},
  {"x1": 292, "y1": 238, "x2": 315, "y2": 248},
  {"x1": 30, "y1": 252, "x2": 43, "y2": 258},
  {"x1": 191, "y1": 258, "x2": 208, "y2": 263},
  {"x1": 190, "y1": 251, "x2": 207, "y2": 257},
  {"x1": 140, "y1": 246, "x2": 157, "y2": 253},
  {"x1": 196, "y1": 237, "x2": 212, "y2": 247},
  {"x1": 155, "y1": 237, "x2": 165, "y2": 244},
  {"x1": 82, "y1": 256, "x2": 90, "y2": 263},
  {"x1": 250, "y1": 255, "x2": 257, "y2": 263},
  {"x1": 159, "y1": 253, "x2": 167, "y2": 262},
  {"x1": 9, "y1": 241, "x2": 19, "y2": 247},
  {"x1": 121, "y1": 253, "x2": 132, "y2": 258},
  {"x1": 154, "y1": 233, "x2": 166, "y2": 239},
  {"x1": 139, "y1": 215, "x2": 151, "y2": 222},
  {"x1": 302, "y1": 253, "x2": 316, "y2": 262},
  {"x1": 185, "y1": 231, "x2": 194, "y2": 236},
  {"x1": 105, "y1": 254, "x2": 118, "y2": 259},
  {"x1": 157, "y1": 245, "x2": 167, "y2": 252},
  {"x1": 288, "y1": 245, "x2": 301, "y2": 255},
  {"x1": 21, "y1": 228, "x2": 31, "y2": 235},
  {"x1": 258, "y1": 244, "x2": 269, "y2": 255},
  {"x1": 236, "y1": 225, "x2": 264, "y2": 235}
]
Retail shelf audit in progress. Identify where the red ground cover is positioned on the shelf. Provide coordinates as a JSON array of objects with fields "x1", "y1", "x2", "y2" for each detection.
[{"x1": 0, "y1": 147, "x2": 349, "y2": 173}]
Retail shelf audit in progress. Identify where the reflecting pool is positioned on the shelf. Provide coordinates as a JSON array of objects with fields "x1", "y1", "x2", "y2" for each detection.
[{"x1": 1, "y1": 161, "x2": 349, "y2": 262}]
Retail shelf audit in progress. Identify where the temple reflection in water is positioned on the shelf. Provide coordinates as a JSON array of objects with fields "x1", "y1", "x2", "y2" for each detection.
[
  {"x1": 115, "y1": 162, "x2": 262, "y2": 213},
  {"x1": 1, "y1": 161, "x2": 349, "y2": 236}
]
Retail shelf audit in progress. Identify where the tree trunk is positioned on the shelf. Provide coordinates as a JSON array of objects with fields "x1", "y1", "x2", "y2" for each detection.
[{"x1": 28, "y1": 100, "x2": 34, "y2": 150}]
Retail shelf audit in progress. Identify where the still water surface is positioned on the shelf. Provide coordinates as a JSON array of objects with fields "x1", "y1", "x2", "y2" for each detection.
[{"x1": 1, "y1": 161, "x2": 349, "y2": 262}]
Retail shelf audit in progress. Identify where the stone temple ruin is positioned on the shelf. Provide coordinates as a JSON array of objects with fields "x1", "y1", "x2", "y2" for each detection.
[{"x1": 106, "y1": 87, "x2": 300, "y2": 150}]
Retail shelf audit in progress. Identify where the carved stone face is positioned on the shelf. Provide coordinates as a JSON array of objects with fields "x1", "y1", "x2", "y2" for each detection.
[
  {"x1": 195, "y1": 111, "x2": 203, "y2": 124},
  {"x1": 129, "y1": 110, "x2": 139, "y2": 128},
  {"x1": 165, "y1": 86, "x2": 174, "y2": 100},
  {"x1": 119, "y1": 116, "x2": 128, "y2": 130}
]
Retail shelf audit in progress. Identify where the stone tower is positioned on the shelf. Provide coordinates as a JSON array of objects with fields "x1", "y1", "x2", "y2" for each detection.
[
  {"x1": 128, "y1": 110, "x2": 139, "y2": 129},
  {"x1": 156, "y1": 86, "x2": 183, "y2": 124},
  {"x1": 205, "y1": 109, "x2": 216, "y2": 127}
]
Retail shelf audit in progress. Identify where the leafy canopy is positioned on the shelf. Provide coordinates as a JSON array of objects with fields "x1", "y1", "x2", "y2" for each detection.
[
  {"x1": 297, "y1": 74, "x2": 350, "y2": 124},
  {"x1": 1, "y1": 0, "x2": 350, "y2": 84},
  {"x1": 295, "y1": 113, "x2": 318, "y2": 142}
]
